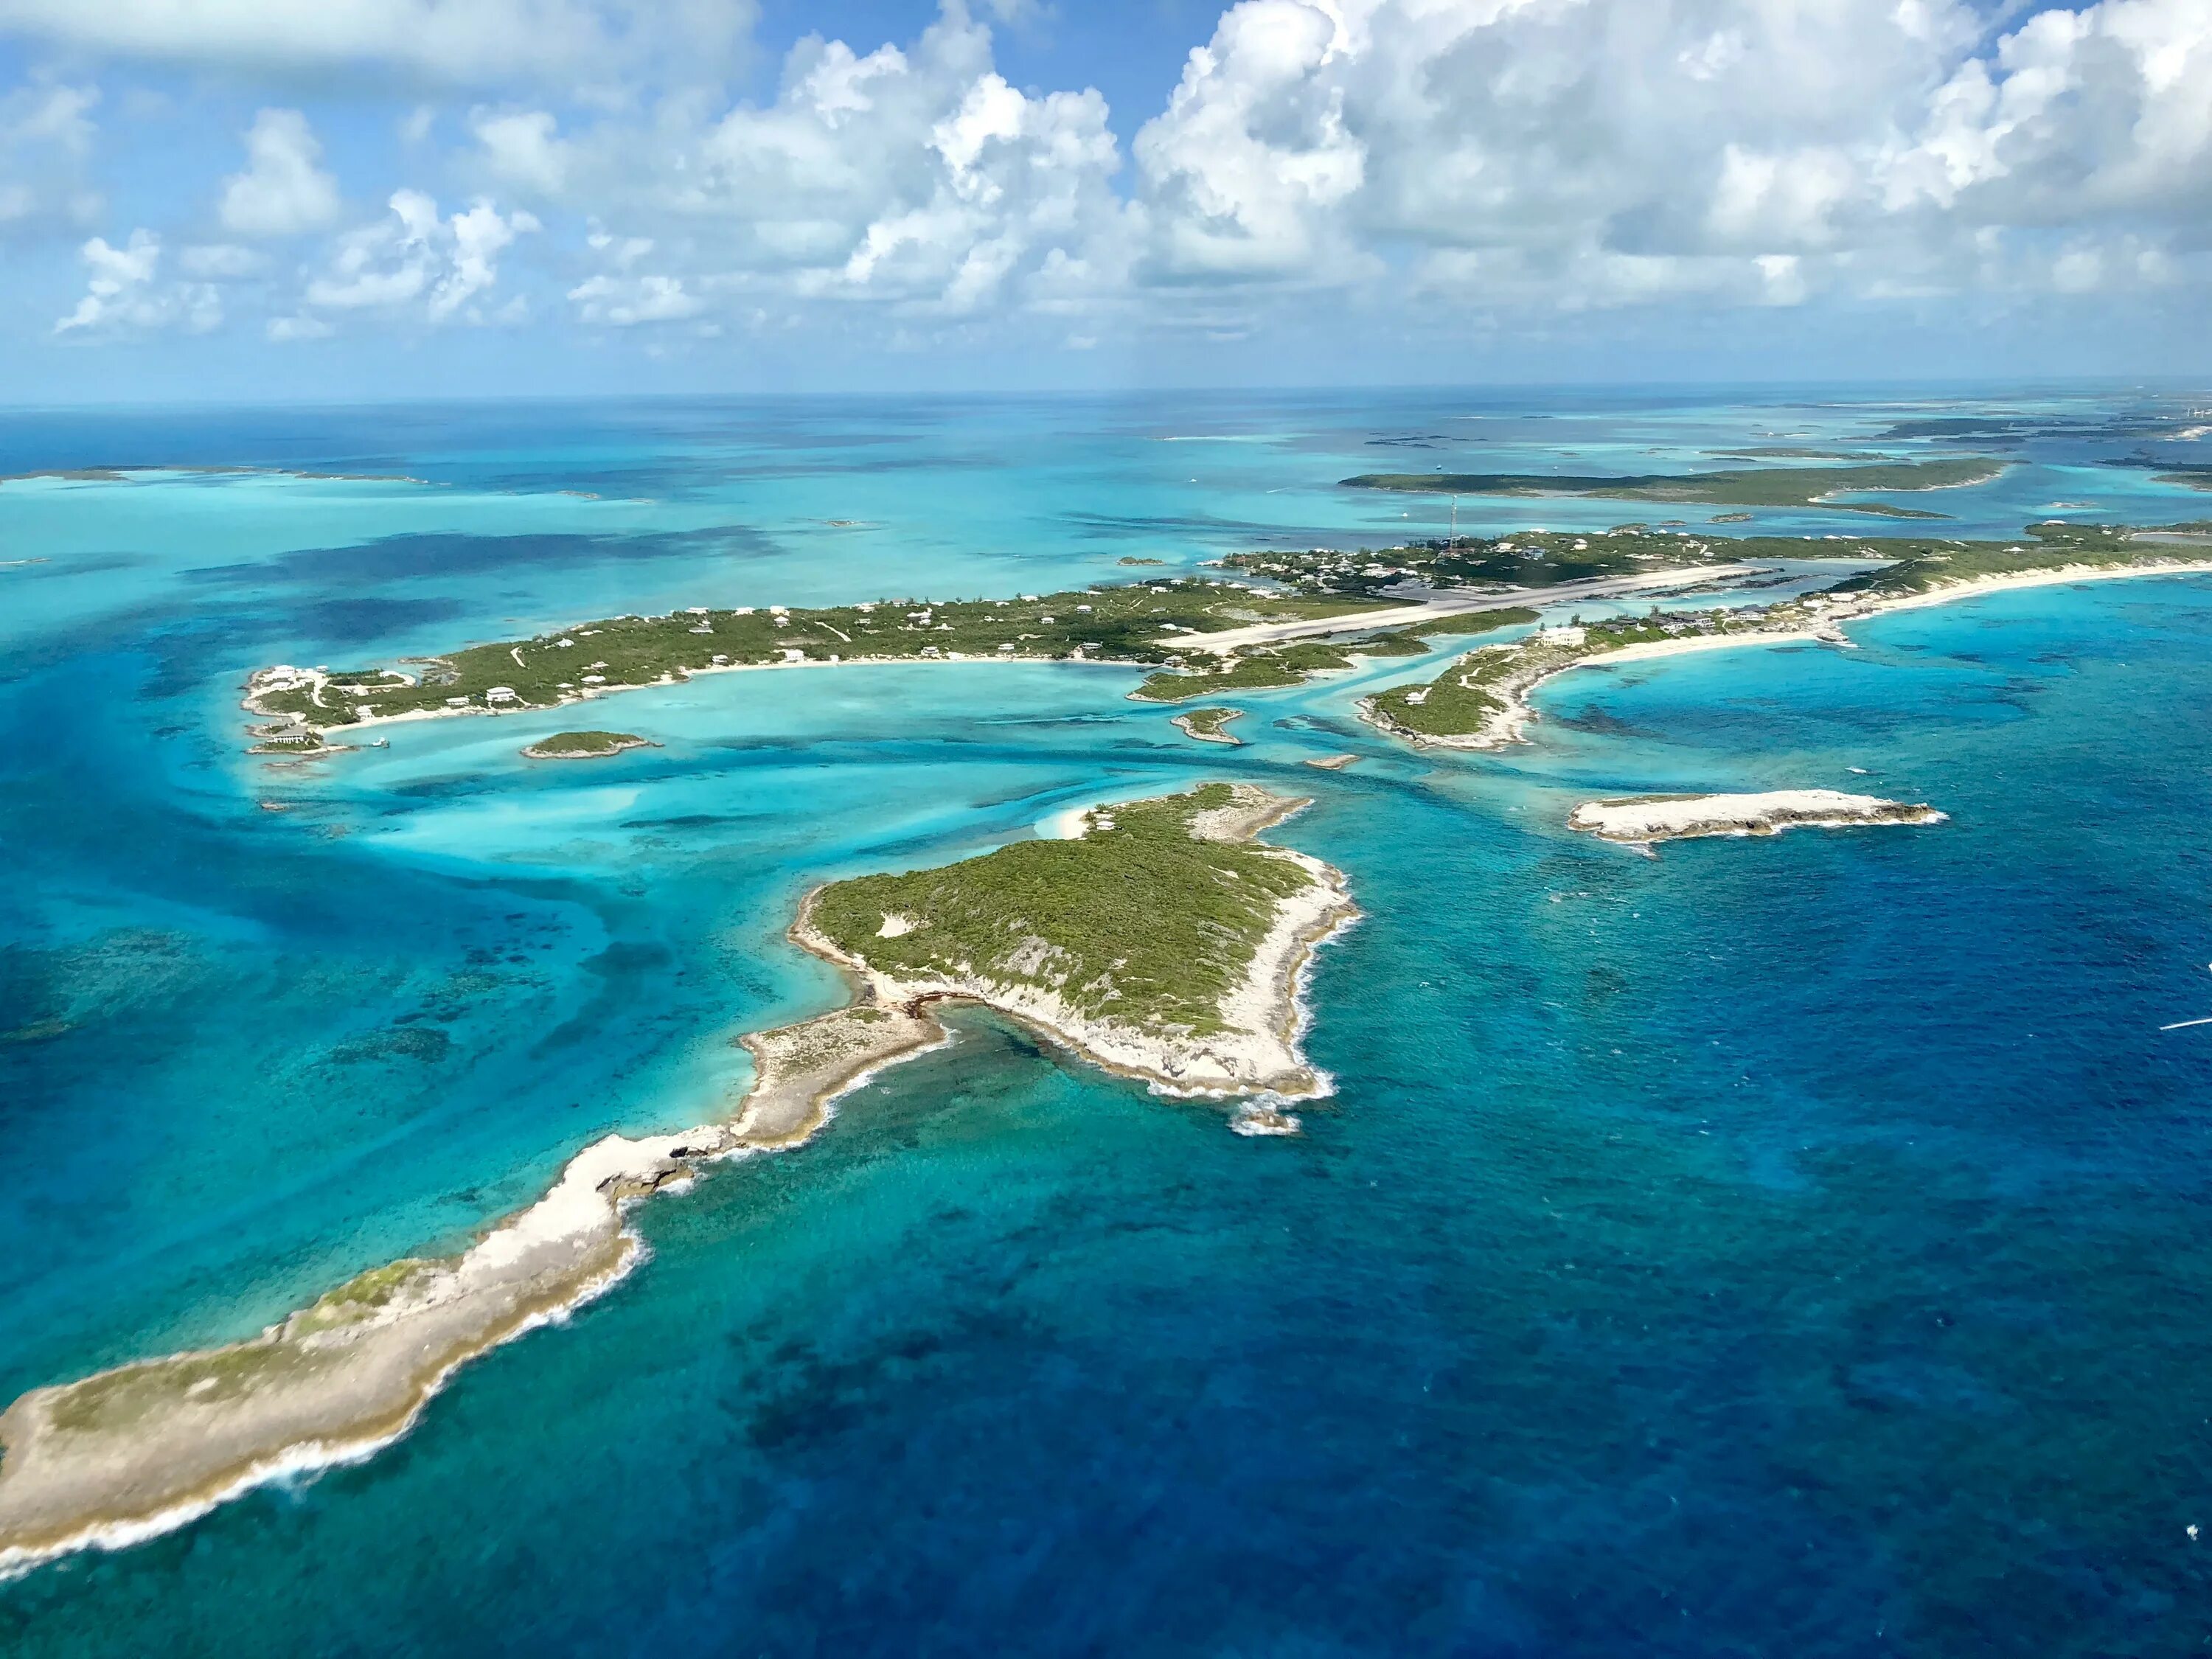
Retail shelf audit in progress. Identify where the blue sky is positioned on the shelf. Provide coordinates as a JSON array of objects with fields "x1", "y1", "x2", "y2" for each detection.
[{"x1": 0, "y1": 0, "x2": 2206, "y2": 403}]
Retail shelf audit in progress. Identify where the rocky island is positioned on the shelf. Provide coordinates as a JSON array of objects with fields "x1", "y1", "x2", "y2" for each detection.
[
  {"x1": 1567, "y1": 791, "x2": 1948, "y2": 845},
  {"x1": 0, "y1": 783, "x2": 1352, "y2": 1573}
]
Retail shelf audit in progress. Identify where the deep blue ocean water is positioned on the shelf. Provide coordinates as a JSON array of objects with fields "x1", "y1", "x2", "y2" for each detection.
[{"x1": 3, "y1": 387, "x2": 2211, "y2": 1655}]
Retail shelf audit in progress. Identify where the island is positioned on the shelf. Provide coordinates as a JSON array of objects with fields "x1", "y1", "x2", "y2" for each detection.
[
  {"x1": 799, "y1": 783, "x2": 1355, "y2": 1099},
  {"x1": 1567, "y1": 790, "x2": 1947, "y2": 845},
  {"x1": 1361, "y1": 523, "x2": 2212, "y2": 751},
  {"x1": 520, "y1": 731, "x2": 655, "y2": 759},
  {"x1": 240, "y1": 576, "x2": 1397, "y2": 740},
  {"x1": 1171, "y1": 706, "x2": 1244, "y2": 745},
  {"x1": 1338, "y1": 459, "x2": 2006, "y2": 518},
  {"x1": 236, "y1": 518, "x2": 2212, "y2": 762},
  {"x1": 0, "y1": 783, "x2": 1353, "y2": 1573}
]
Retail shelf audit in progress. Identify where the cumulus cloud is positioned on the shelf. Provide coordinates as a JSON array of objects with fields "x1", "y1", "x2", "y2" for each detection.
[
  {"x1": 545, "y1": 7, "x2": 1132, "y2": 328},
  {"x1": 0, "y1": 78, "x2": 100, "y2": 234},
  {"x1": 178, "y1": 242, "x2": 266, "y2": 276},
  {"x1": 568, "y1": 271, "x2": 704, "y2": 325},
  {"x1": 470, "y1": 108, "x2": 568, "y2": 195},
  {"x1": 0, "y1": 0, "x2": 757, "y2": 89},
  {"x1": 21, "y1": 0, "x2": 2212, "y2": 356},
  {"x1": 53, "y1": 229, "x2": 221, "y2": 333},
  {"x1": 219, "y1": 108, "x2": 340, "y2": 236},
  {"x1": 303, "y1": 188, "x2": 539, "y2": 323},
  {"x1": 529, "y1": 0, "x2": 2212, "y2": 341},
  {"x1": 1127, "y1": 0, "x2": 2212, "y2": 310}
]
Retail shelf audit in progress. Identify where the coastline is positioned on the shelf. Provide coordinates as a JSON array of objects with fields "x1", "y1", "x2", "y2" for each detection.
[
  {"x1": 520, "y1": 734, "x2": 658, "y2": 760},
  {"x1": 787, "y1": 789, "x2": 1360, "y2": 1102},
  {"x1": 1567, "y1": 790, "x2": 1948, "y2": 845},
  {"x1": 1365, "y1": 557, "x2": 2212, "y2": 753},
  {"x1": 243, "y1": 650, "x2": 1140, "y2": 748},
  {"x1": 0, "y1": 1004, "x2": 947, "y2": 1578},
  {"x1": 1170, "y1": 708, "x2": 1245, "y2": 745},
  {"x1": 0, "y1": 787, "x2": 1354, "y2": 1576}
]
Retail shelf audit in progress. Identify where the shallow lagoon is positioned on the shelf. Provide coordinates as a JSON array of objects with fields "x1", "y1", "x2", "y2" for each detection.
[{"x1": 4, "y1": 392, "x2": 2211, "y2": 1654}]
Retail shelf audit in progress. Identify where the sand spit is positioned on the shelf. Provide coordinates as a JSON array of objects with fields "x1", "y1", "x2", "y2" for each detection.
[
  {"x1": 1568, "y1": 790, "x2": 1947, "y2": 845},
  {"x1": 0, "y1": 1005, "x2": 942, "y2": 1577},
  {"x1": 793, "y1": 786, "x2": 1359, "y2": 1102}
]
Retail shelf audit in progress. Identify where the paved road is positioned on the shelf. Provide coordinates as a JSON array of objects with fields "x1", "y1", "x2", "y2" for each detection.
[{"x1": 1176, "y1": 564, "x2": 1762, "y2": 655}]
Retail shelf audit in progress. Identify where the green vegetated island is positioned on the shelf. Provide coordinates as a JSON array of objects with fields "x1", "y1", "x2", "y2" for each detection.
[
  {"x1": 520, "y1": 730, "x2": 655, "y2": 759},
  {"x1": 241, "y1": 576, "x2": 1402, "y2": 745},
  {"x1": 0, "y1": 782, "x2": 1354, "y2": 1573},
  {"x1": 1340, "y1": 457, "x2": 2005, "y2": 518},
  {"x1": 1360, "y1": 520, "x2": 2212, "y2": 749},
  {"x1": 244, "y1": 507, "x2": 2212, "y2": 761},
  {"x1": 1172, "y1": 706, "x2": 1245, "y2": 744}
]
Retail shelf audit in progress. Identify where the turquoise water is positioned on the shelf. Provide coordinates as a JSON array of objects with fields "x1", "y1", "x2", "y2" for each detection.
[{"x1": 4, "y1": 390, "x2": 2211, "y2": 1653}]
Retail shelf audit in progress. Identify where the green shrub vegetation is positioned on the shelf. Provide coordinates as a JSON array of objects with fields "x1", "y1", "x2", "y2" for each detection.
[
  {"x1": 1826, "y1": 520, "x2": 2162, "y2": 597},
  {"x1": 250, "y1": 577, "x2": 1390, "y2": 729},
  {"x1": 1417, "y1": 605, "x2": 1542, "y2": 634},
  {"x1": 807, "y1": 784, "x2": 1315, "y2": 1037},
  {"x1": 1174, "y1": 706, "x2": 1244, "y2": 740},
  {"x1": 1339, "y1": 459, "x2": 2003, "y2": 515},
  {"x1": 524, "y1": 730, "x2": 647, "y2": 757}
]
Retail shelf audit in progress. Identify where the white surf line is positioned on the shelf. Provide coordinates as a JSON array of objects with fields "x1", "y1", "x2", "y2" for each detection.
[{"x1": 2160, "y1": 1017, "x2": 2212, "y2": 1032}]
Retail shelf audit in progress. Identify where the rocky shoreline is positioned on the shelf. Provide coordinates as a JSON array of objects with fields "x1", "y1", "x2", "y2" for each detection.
[{"x1": 1567, "y1": 790, "x2": 1947, "y2": 846}]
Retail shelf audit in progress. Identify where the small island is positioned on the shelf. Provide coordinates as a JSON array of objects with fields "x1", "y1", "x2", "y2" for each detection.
[
  {"x1": 799, "y1": 782, "x2": 1357, "y2": 1099},
  {"x1": 1171, "y1": 706, "x2": 1245, "y2": 745},
  {"x1": 521, "y1": 731, "x2": 655, "y2": 759},
  {"x1": 0, "y1": 783, "x2": 1354, "y2": 1573},
  {"x1": 1567, "y1": 790, "x2": 1947, "y2": 845}
]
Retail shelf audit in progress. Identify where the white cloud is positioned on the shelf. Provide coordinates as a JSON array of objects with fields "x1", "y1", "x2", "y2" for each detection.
[
  {"x1": 1123, "y1": 0, "x2": 2212, "y2": 310},
  {"x1": 219, "y1": 108, "x2": 339, "y2": 236},
  {"x1": 303, "y1": 188, "x2": 538, "y2": 322},
  {"x1": 568, "y1": 271, "x2": 703, "y2": 324},
  {"x1": 0, "y1": 0, "x2": 759, "y2": 89},
  {"x1": 552, "y1": 7, "x2": 1132, "y2": 324},
  {"x1": 53, "y1": 229, "x2": 221, "y2": 333},
  {"x1": 0, "y1": 78, "x2": 100, "y2": 234},
  {"x1": 19, "y1": 0, "x2": 2212, "y2": 357},
  {"x1": 179, "y1": 241, "x2": 265, "y2": 276},
  {"x1": 1133, "y1": 0, "x2": 1370, "y2": 282},
  {"x1": 470, "y1": 108, "x2": 568, "y2": 195}
]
